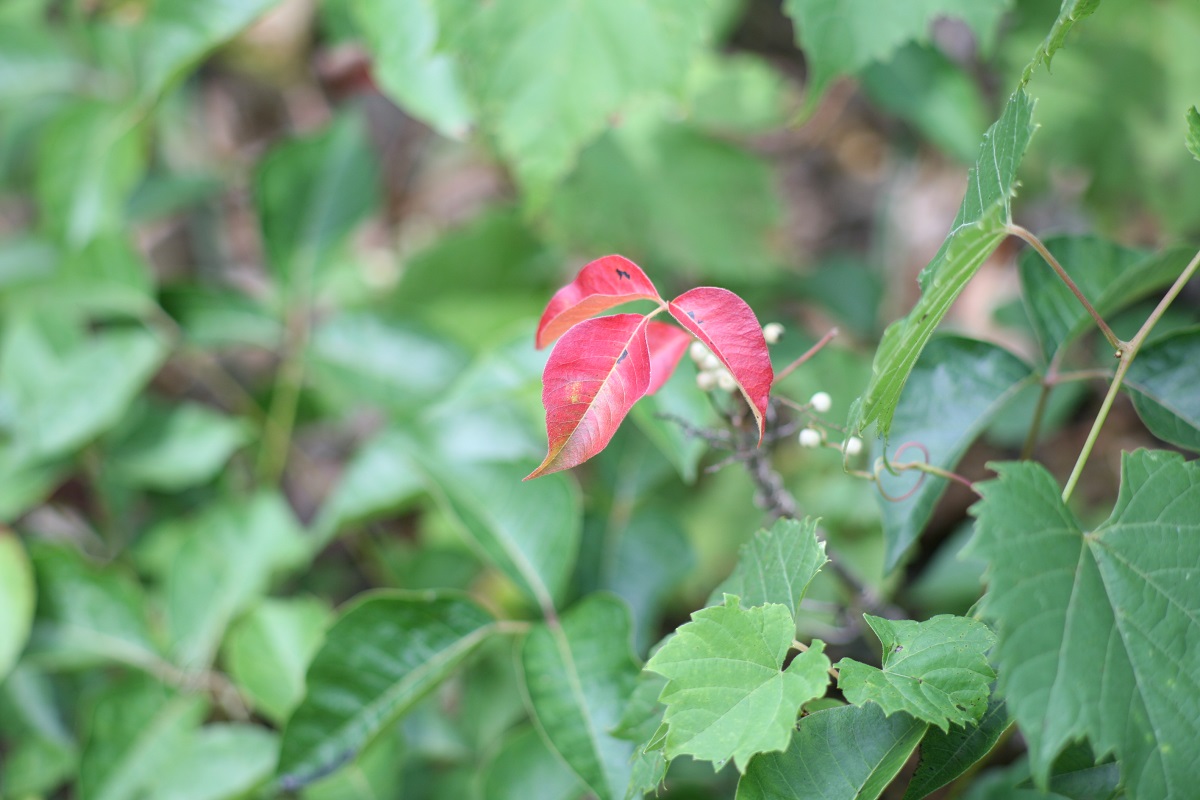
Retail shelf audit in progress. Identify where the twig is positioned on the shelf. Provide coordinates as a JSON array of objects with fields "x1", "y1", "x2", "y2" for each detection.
[
  {"x1": 1007, "y1": 224, "x2": 1122, "y2": 352},
  {"x1": 793, "y1": 640, "x2": 841, "y2": 680},
  {"x1": 775, "y1": 327, "x2": 839, "y2": 384},
  {"x1": 1062, "y1": 245, "x2": 1200, "y2": 502}
]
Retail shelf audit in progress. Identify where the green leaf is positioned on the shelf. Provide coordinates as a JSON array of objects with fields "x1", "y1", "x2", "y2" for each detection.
[
  {"x1": 836, "y1": 615, "x2": 996, "y2": 731},
  {"x1": 35, "y1": 101, "x2": 144, "y2": 249},
  {"x1": 0, "y1": 23, "x2": 82, "y2": 104},
  {"x1": 255, "y1": 113, "x2": 378, "y2": 297},
  {"x1": 277, "y1": 591, "x2": 497, "y2": 789},
  {"x1": 223, "y1": 597, "x2": 333, "y2": 725},
  {"x1": 0, "y1": 531, "x2": 34, "y2": 680},
  {"x1": 144, "y1": 493, "x2": 309, "y2": 670},
  {"x1": 352, "y1": 0, "x2": 472, "y2": 137},
  {"x1": 0, "y1": 665, "x2": 78, "y2": 797},
  {"x1": 404, "y1": 439, "x2": 580, "y2": 611},
  {"x1": 454, "y1": 0, "x2": 722, "y2": 200},
  {"x1": 878, "y1": 337, "x2": 1034, "y2": 570},
  {"x1": 29, "y1": 543, "x2": 161, "y2": 671},
  {"x1": 0, "y1": 315, "x2": 167, "y2": 461},
  {"x1": 144, "y1": 724, "x2": 278, "y2": 800},
  {"x1": 736, "y1": 703, "x2": 928, "y2": 800},
  {"x1": 861, "y1": 43, "x2": 990, "y2": 164},
  {"x1": 1125, "y1": 328, "x2": 1200, "y2": 452},
  {"x1": 78, "y1": 676, "x2": 208, "y2": 800},
  {"x1": 1187, "y1": 106, "x2": 1200, "y2": 162},
  {"x1": 134, "y1": 0, "x2": 283, "y2": 101},
  {"x1": 854, "y1": 89, "x2": 1036, "y2": 440},
  {"x1": 307, "y1": 313, "x2": 468, "y2": 419},
  {"x1": 604, "y1": 507, "x2": 695, "y2": 654},
  {"x1": 521, "y1": 594, "x2": 640, "y2": 800},
  {"x1": 645, "y1": 596, "x2": 832, "y2": 772},
  {"x1": 968, "y1": 451, "x2": 1200, "y2": 797},
  {"x1": 630, "y1": 358, "x2": 715, "y2": 483},
  {"x1": 1019, "y1": 0, "x2": 1102, "y2": 85},
  {"x1": 683, "y1": 52, "x2": 790, "y2": 135},
  {"x1": 547, "y1": 119, "x2": 781, "y2": 279},
  {"x1": 903, "y1": 696, "x2": 1009, "y2": 800},
  {"x1": 1018, "y1": 237, "x2": 1195, "y2": 363},
  {"x1": 707, "y1": 517, "x2": 828, "y2": 616},
  {"x1": 784, "y1": 0, "x2": 1011, "y2": 107},
  {"x1": 311, "y1": 429, "x2": 425, "y2": 545},
  {"x1": 483, "y1": 726, "x2": 585, "y2": 800},
  {"x1": 105, "y1": 401, "x2": 250, "y2": 491}
]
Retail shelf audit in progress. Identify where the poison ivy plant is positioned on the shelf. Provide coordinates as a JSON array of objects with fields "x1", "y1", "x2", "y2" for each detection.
[{"x1": 3, "y1": 1, "x2": 1198, "y2": 799}]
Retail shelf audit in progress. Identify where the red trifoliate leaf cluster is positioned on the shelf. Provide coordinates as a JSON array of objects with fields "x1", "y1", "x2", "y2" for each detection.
[{"x1": 527, "y1": 255, "x2": 773, "y2": 479}]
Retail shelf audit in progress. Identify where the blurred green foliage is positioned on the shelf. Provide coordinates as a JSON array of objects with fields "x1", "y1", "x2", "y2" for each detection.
[{"x1": 0, "y1": 0, "x2": 1197, "y2": 798}]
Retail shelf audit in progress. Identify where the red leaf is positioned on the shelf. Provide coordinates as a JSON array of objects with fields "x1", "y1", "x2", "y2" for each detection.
[
  {"x1": 526, "y1": 314, "x2": 652, "y2": 480},
  {"x1": 535, "y1": 255, "x2": 662, "y2": 349},
  {"x1": 668, "y1": 287, "x2": 773, "y2": 441},
  {"x1": 644, "y1": 321, "x2": 691, "y2": 395}
]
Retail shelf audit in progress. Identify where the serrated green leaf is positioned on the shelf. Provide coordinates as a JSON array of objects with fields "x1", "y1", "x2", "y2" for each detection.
[
  {"x1": 1126, "y1": 327, "x2": 1200, "y2": 452},
  {"x1": 521, "y1": 595, "x2": 639, "y2": 800},
  {"x1": 352, "y1": 0, "x2": 472, "y2": 137},
  {"x1": 968, "y1": 451, "x2": 1200, "y2": 797},
  {"x1": 878, "y1": 337, "x2": 1033, "y2": 571},
  {"x1": 134, "y1": 0, "x2": 283, "y2": 101},
  {"x1": 144, "y1": 724, "x2": 278, "y2": 800},
  {"x1": 255, "y1": 114, "x2": 378, "y2": 297},
  {"x1": 0, "y1": 531, "x2": 34, "y2": 680},
  {"x1": 903, "y1": 696, "x2": 1009, "y2": 800},
  {"x1": 144, "y1": 493, "x2": 309, "y2": 670},
  {"x1": 707, "y1": 517, "x2": 828, "y2": 615},
  {"x1": 1187, "y1": 106, "x2": 1200, "y2": 162},
  {"x1": 784, "y1": 0, "x2": 1011, "y2": 107},
  {"x1": 223, "y1": 597, "x2": 332, "y2": 725},
  {"x1": 836, "y1": 615, "x2": 995, "y2": 731},
  {"x1": 645, "y1": 596, "x2": 831, "y2": 772},
  {"x1": 78, "y1": 676, "x2": 208, "y2": 800},
  {"x1": 1019, "y1": 0, "x2": 1102, "y2": 85},
  {"x1": 277, "y1": 591, "x2": 498, "y2": 789},
  {"x1": 855, "y1": 89, "x2": 1036, "y2": 440},
  {"x1": 737, "y1": 703, "x2": 927, "y2": 800},
  {"x1": 454, "y1": 0, "x2": 723, "y2": 200},
  {"x1": 483, "y1": 726, "x2": 584, "y2": 800},
  {"x1": 1018, "y1": 237, "x2": 1195, "y2": 363},
  {"x1": 548, "y1": 119, "x2": 781, "y2": 280}
]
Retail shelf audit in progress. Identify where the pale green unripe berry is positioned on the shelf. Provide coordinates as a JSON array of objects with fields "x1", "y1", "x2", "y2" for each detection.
[
  {"x1": 798, "y1": 428, "x2": 822, "y2": 448},
  {"x1": 810, "y1": 391, "x2": 832, "y2": 413}
]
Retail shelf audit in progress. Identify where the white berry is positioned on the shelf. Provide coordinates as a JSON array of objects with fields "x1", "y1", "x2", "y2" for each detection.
[
  {"x1": 843, "y1": 436, "x2": 863, "y2": 456},
  {"x1": 689, "y1": 341, "x2": 710, "y2": 363},
  {"x1": 701, "y1": 351, "x2": 722, "y2": 371},
  {"x1": 799, "y1": 428, "x2": 822, "y2": 448},
  {"x1": 696, "y1": 370, "x2": 718, "y2": 392},
  {"x1": 716, "y1": 369, "x2": 737, "y2": 392},
  {"x1": 763, "y1": 322, "x2": 785, "y2": 344},
  {"x1": 810, "y1": 391, "x2": 832, "y2": 413}
]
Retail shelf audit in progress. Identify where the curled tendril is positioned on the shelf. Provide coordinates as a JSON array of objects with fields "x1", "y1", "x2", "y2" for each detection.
[{"x1": 873, "y1": 441, "x2": 930, "y2": 502}]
